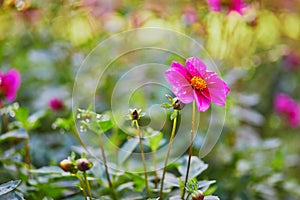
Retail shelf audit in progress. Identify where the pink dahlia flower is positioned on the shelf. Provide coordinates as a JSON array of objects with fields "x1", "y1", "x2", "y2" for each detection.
[
  {"x1": 207, "y1": 0, "x2": 221, "y2": 12},
  {"x1": 165, "y1": 57, "x2": 230, "y2": 112},
  {"x1": 274, "y1": 93, "x2": 300, "y2": 127},
  {"x1": 49, "y1": 98, "x2": 65, "y2": 111},
  {"x1": 207, "y1": 0, "x2": 247, "y2": 15},
  {"x1": 0, "y1": 69, "x2": 21, "y2": 106}
]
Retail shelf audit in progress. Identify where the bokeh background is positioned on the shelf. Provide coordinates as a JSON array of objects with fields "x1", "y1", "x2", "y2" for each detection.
[{"x1": 1, "y1": 0, "x2": 300, "y2": 199}]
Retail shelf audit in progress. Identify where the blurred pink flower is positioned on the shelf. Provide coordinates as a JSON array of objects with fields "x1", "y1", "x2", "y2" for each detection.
[
  {"x1": 80, "y1": 0, "x2": 121, "y2": 18},
  {"x1": 49, "y1": 98, "x2": 65, "y2": 111},
  {"x1": 207, "y1": 0, "x2": 247, "y2": 14},
  {"x1": 182, "y1": 6, "x2": 198, "y2": 25},
  {"x1": 165, "y1": 57, "x2": 230, "y2": 112},
  {"x1": 274, "y1": 93, "x2": 300, "y2": 127},
  {"x1": 207, "y1": 0, "x2": 221, "y2": 12},
  {"x1": 282, "y1": 50, "x2": 300, "y2": 71},
  {"x1": 0, "y1": 69, "x2": 21, "y2": 106}
]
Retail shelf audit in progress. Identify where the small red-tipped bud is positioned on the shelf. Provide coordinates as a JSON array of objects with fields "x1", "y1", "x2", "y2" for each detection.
[
  {"x1": 76, "y1": 158, "x2": 93, "y2": 171},
  {"x1": 192, "y1": 191, "x2": 204, "y2": 200},
  {"x1": 60, "y1": 159, "x2": 77, "y2": 174},
  {"x1": 173, "y1": 98, "x2": 184, "y2": 110}
]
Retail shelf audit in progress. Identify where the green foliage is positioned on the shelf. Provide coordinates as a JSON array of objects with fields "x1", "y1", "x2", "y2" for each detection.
[
  {"x1": 1, "y1": 0, "x2": 300, "y2": 199},
  {"x1": 0, "y1": 180, "x2": 21, "y2": 196}
]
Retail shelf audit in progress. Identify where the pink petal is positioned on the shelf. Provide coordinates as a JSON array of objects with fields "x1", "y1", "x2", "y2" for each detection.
[
  {"x1": 207, "y1": 0, "x2": 221, "y2": 12},
  {"x1": 173, "y1": 85, "x2": 194, "y2": 104},
  {"x1": 204, "y1": 72, "x2": 229, "y2": 106},
  {"x1": 229, "y1": 0, "x2": 247, "y2": 14},
  {"x1": 274, "y1": 93, "x2": 295, "y2": 113},
  {"x1": 165, "y1": 67, "x2": 194, "y2": 104},
  {"x1": 171, "y1": 61, "x2": 192, "y2": 81},
  {"x1": 2, "y1": 69, "x2": 21, "y2": 102},
  {"x1": 165, "y1": 67, "x2": 190, "y2": 88},
  {"x1": 186, "y1": 57, "x2": 207, "y2": 77},
  {"x1": 194, "y1": 90, "x2": 211, "y2": 112}
]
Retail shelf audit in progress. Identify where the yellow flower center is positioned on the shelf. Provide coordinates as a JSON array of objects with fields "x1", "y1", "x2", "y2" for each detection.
[{"x1": 190, "y1": 76, "x2": 207, "y2": 91}]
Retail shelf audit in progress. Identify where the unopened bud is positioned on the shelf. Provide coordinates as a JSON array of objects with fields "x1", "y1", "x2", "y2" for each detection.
[
  {"x1": 173, "y1": 98, "x2": 183, "y2": 110},
  {"x1": 76, "y1": 158, "x2": 93, "y2": 171},
  {"x1": 192, "y1": 191, "x2": 204, "y2": 200},
  {"x1": 60, "y1": 159, "x2": 77, "y2": 174}
]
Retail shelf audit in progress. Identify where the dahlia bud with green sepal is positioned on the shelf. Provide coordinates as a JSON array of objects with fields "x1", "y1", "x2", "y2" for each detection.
[
  {"x1": 76, "y1": 158, "x2": 93, "y2": 171},
  {"x1": 60, "y1": 159, "x2": 77, "y2": 174},
  {"x1": 192, "y1": 191, "x2": 204, "y2": 200}
]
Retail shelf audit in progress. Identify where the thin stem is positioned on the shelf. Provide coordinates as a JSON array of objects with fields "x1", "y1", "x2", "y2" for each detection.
[
  {"x1": 182, "y1": 101, "x2": 196, "y2": 199},
  {"x1": 134, "y1": 120, "x2": 149, "y2": 197},
  {"x1": 2, "y1": 113, "x2": 9, "y2": 132},
  {"x1": 98, "y1": 135, "x2": 118, "y2": 200},
  {"x1": 159, "y1": 114, "x2": 178, "y2": 199},
  {"x1": 25, "y1": 135, "x2": 31, "y2": 178},
  {"x1": 76, "y1": 174, "x2": 88, "y2": 200},
  {"x1": 152, "y1": 150, "x2": 158, "y2": 189},
  {"x1": 83, "y1": 171, "x2": 93, "y2": 200},
  {"x1": 186, "y1": 193, "x2": 191, "y2": 199}
]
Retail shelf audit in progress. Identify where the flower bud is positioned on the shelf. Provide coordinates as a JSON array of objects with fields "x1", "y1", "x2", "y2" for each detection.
[
  {"x1": 131, "y1": 109, "x2": 139, "y2": 120},
  {"x1": 76, "y1": 158, "x2": 93, "y2": 171},
  {"x1": 60, "y1": 159, "x2": 77, "y2": 174},
  {"x1": 129, "y1": 108, "x2": 144, "y2": 121},
  {"x1": 192, "y1": 192, "x2": 204, "y2": 200},
  {"x1": 173, "y1": 98, "x2": 184, "y2": 110}
]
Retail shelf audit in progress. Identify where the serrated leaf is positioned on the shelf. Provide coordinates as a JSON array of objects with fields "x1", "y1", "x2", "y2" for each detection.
[
  {"x1": 118, "y1": 138, "x2": 139, "y2": 164},
  {"x1": 0, "y1": 180, "x2": 21, "y2": 196},
  {"x1": 0, "y1": 129, "x2": 28, "y2": 143}
]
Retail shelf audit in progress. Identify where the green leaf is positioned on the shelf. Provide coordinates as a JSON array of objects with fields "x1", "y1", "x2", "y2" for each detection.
[
  {"x1": 170, "y1": 110, "x2": 178, "y2": 120},
  {"x1": 0, "y1": 191, "x2": 24, "y2": 200},
  {"x1": 0, "y1": 180, "x2": 21, "y2": 196},
  {"x1": 165, "y1": 94, "x2": 173, "y2": 102},
  {"x1": 30, "y1": 166, "x2": 64, "y2": 174},
  {"x1": 197, "y1": 180, "x2": 216, "y2": 190},
  {"x1": 14, "y1": 107, "x2": 29, "y2": 126},
  {"x1": 203, "y1": 185, "x2": 217, "y2": 195},
  {"x1": 178, "y1": 156, "x2": 208, "y2": 180},
  {"x1": 71, "y1": 152, "x2": 77, "y2": 160},
  {"x1": 148, "y1": 132, "x2": 163, "y2": 151},
  {"x1": 52, "y1": 117, "x2": 72, "y2": 131},
  {"x1": 13, "y1": 107, "x2": 42, "y2": 130},
  {"x1": 0, "y1": 129, "x2": 28, "y2": 143},
  {"x1": 98, "y1": 118, "x2": 113, "y2": 133},
  {"x1": 118, "y1": 138, "x2": 139, "y2": 164},
  {"x1": 161, "y1": 102, "x2": 172, "y2": 109}
]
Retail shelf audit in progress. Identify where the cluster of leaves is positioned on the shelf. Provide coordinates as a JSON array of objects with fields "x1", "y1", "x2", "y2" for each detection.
[{"x1": 1, "y1": 0, "x2": 300, "y2": 199}]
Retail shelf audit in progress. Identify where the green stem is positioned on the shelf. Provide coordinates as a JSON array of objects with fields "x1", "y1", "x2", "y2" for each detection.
[
  {"x1": 134, "y1": 120, "x2": 149, "y2": 197},
  {"x1": 159, "y1": 114, "x2": 178, "y2": 199},
  {"x1": 76, "y1": 174, "x2": 88, "y2": 200},
  {"x1": 2, "y1": 113, "x2": 9, "y2": 133},
  {"x1": 182, "y1": 101, "x2": 195, "y2": 199},
  {"x1": 24, "y1": 131, "x2": 31, "y2": 178},
  {"x1": 152, "y1": 150, "x2": 158, "y2": 189},
  {"x1": 83, "y1": 171, "x2": 93, "y2": 200},
  {"x1": 98, "y1": 135, "x2": 118, "y2": 200}
]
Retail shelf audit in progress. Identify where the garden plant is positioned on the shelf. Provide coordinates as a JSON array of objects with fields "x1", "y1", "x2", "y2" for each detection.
[{"x1": 1, "y1": 0, "x2": 300, "y2": 200}]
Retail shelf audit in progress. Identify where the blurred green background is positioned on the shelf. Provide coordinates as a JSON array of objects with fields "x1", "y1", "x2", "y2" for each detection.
[{"x1": 1, "y1": 0, "x2": 300, "y2": 199}]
